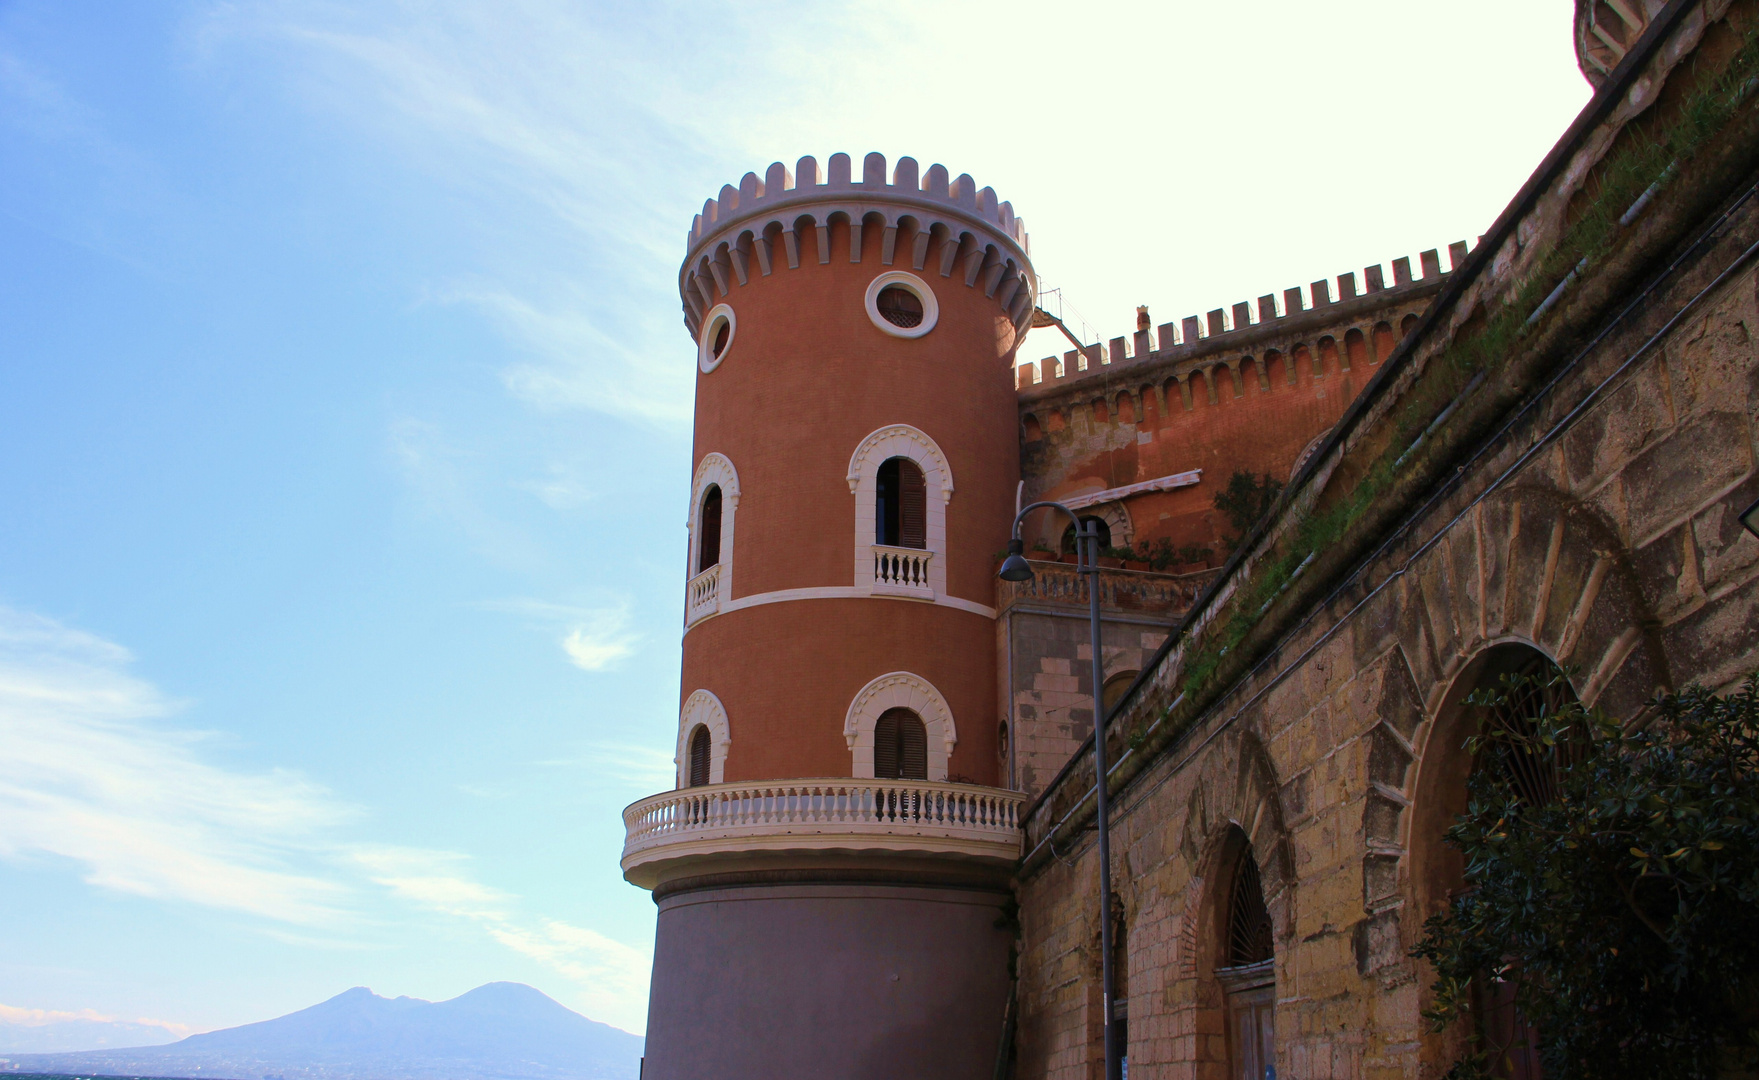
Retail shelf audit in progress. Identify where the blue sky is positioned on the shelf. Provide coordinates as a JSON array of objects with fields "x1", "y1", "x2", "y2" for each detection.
[{"x1": 0, "y1": 0, "x2": 1588, "y2": 1043}]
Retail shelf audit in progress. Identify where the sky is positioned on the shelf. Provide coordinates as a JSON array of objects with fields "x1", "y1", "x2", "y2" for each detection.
[{"x1": 0, "y1": 0, "x2": 1589, "y2": 1045}]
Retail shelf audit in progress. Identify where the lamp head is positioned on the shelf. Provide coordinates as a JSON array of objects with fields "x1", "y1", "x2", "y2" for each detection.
[
  {"x1": 998, "y1": 538, "x2": 1035, "y2": 583},
  {"x1": 1741, "y1": 496, "x2": 1759, "y2": 541}
]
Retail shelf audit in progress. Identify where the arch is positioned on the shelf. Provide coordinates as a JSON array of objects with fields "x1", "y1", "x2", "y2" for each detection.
[
  {"x1": 1402, "y1": 312, "x2": 1421, "y2": 338},
  {"x1": 674, "y1": 689, "x2": 731, "y2": 788},
  {"x1": 847, "y1": 425, "x2": 953, "y2": 599},
  {"x1": 1291, "y1": 343, "x2": 1315, "y2": 383},
  {"x1": 1101, "y1": 669, "x2": 1139, "y2": 711},
  {"x1": 686, "y1": 453, "x2": 741, "y2": 627},
  {"x1": 844, "y1": 671, "x2": 957, "y2": 780},
  {"x1": 1407, "y1": 642, "x2": 1570, "y2": 1077},
  {"x1": 876, "y1": 457, "x2": 927, "y2": 549},
  {"x1": 1061, "y1": 514, "x2": 1114, "y2": 554},
  {"x1": 1022, "y1": 413, "x2": 1043, "y2": 442},
  {"x1": 1372, "y1": 321, "x2": 1397, "y2": 363},
  {"x1": 1344, "y1": 328, "x2": 1367, "y2": 371},
  {"x1": 873, "y1": 707, "x2": 928, "y2": 780},
  {"x1": 697, "y1": 485, "x2": 723, "y2": 573},
  {"x1": 1264, "y1": 348, "x2": 1288, "y2": 387},
  {"x1": 687, "y1": 725, "x2": 712, "y2": 787},
  {"x1": 1175, "y1": 730, "x2": 1292, "y2": 1080},
  {"x1": 1317, "y1": 336, "x2": 1340, "y2": 377}
]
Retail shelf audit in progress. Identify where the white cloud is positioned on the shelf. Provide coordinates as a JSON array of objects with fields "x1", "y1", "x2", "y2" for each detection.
[
  {"x1": 348, "y1": 846, "x2": 650, "y2": 1029},
  {"x1": 481, "y1": 598, "x2": 640, "y2": 672},
  {"x1": 0, "y1": 607, "x2": 351, "y2": 924},
  {"x1": 0, "y1": 607, "x2": 651, "y2": 1030},
  {"x1": 0, "y1": 1003, "x2": 192, "y2": 1038}
]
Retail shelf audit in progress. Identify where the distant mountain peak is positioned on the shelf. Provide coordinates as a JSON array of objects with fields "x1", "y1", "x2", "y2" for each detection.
[{"x1": 0, "y1": 983, "x2": 642, "y2": 1080}]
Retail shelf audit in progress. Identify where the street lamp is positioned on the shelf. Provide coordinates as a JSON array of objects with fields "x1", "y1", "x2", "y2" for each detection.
[{"x1": 999, "y1": 503, "x2": 1122, "y2": 1080}]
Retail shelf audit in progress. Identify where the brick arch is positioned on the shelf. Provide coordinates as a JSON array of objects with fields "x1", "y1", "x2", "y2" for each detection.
[
  {"x1": 1353, "y1": 484, "x2": 1669, "y2": 982},
  {"x1": 1172, "y1": 728, "x2": 1293, "y2": 983}
]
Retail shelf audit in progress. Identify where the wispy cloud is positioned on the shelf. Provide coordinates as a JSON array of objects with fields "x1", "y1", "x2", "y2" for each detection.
[
  {"x1": 349, "y1": 846, "x2": 650, "y2": 1024},
  {"x1": 0, "y1": 1003, "x2": 193, "y2": 1039},
  {"x1": 0, "y1": 606, "x2": 650, "y2": 1028},
  {"x1": 0, "y1": 608, "x2": 351, "y2": 924},
  {"x1": 481, "y1": 598, "x2": 640, "y2": 672}
]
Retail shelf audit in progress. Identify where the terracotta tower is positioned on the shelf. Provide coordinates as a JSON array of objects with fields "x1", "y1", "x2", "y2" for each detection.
[{"x1": 621, "y1": 152, "x2": 1036, "y2": 1079}]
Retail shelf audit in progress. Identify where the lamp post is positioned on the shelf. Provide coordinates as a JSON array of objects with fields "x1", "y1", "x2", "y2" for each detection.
[{"x1": 999, "y1": 503, "x2": 1121, "y2": 1080}]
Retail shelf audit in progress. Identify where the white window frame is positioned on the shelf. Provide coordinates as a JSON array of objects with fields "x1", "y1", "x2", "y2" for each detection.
[
  {"x1": 686, "y1": 453, "x2": 740, "y2": 629},
  {"x1": 843, "y1": 671, "x2": 957, "y2": 781},
  {"x1": 846, "y1": 424, "x2": 952, "y2": 600},
  {"x1": 675, "y1": 689, "x2": 731, "y2": 788}
]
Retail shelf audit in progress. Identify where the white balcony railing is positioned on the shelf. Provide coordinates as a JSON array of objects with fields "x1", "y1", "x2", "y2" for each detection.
[
  {"x1": 686, "y1": 563, "x2": 722, "y2": 626},
  {"x1": 871, "y1": 544, "x2": 934, "y2": 597},
  {"x1": 621, "y1": 778, "x2": 1024, "y2": 886}
]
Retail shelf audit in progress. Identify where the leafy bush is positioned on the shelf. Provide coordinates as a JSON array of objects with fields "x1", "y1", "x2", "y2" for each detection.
[
  {"x1": 1413, "y1": 674, "x2": 1759, "y2": 1080},
  {"x1": 1213, "y1": 471, "x2": 1283, "y2": 551},
  {"x1": 1125, "y1": 536, "x2": 1214, "y2": 572}
]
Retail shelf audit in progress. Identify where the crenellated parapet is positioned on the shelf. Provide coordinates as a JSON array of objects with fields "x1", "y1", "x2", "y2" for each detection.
[
  {"x1": 679, "y1": 152, "x2": 1035, "y2": 338},
  {"x1": 1015, "y1": 239, "x2": 1475, "y2": 441}
]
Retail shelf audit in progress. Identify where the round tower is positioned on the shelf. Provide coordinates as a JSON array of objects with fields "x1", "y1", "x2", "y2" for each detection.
[{"x1": 623, "y1": 152, "x2": 1036, "y2": 1080}]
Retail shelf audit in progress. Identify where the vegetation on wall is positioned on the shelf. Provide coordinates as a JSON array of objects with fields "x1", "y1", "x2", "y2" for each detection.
[
  {"x1": 1413, "y1": 675, "x2": 1759, "y2": 1080},
  {"x1": 1213, "y1": 471, "x2": 1284, "y2": 553}
]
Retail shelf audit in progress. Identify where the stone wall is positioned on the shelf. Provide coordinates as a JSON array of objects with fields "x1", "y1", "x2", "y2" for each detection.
[{"x1": 1010, "y1": 4, "x2": 1759, "y2": 1075}]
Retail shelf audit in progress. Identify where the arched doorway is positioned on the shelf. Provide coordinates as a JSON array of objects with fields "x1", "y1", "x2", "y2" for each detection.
[
  {"x1": 1210, "y1": 827, "x2": 1276, "y2": 1080},
  {"x1": 1412, "y1": 643, "x2": 1577, "y2": 1080}
]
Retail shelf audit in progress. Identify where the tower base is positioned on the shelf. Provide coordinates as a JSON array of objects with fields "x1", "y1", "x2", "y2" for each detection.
[{"x1": 642, "y1": 870, "x2": 1013, "y2": 1080}]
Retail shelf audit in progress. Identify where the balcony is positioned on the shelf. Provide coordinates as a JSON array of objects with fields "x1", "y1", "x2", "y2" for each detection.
[
  {"x1": 996, "y1": 557, "x2": 1217, "y2": 618},
  {"x1": 685, "y1": 563, "x2": 722, "y2": 626},
  {"x1": 621, "y1": 778, "x2": 1024, "y2": 889},
  {"x1": 871, "y1": 544, "x2": 934, "y2": 598}
]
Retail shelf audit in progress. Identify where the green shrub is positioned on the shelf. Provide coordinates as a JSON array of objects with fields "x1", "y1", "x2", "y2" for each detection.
[{"x1": 1413, "y1": 674, "x2": 1759, "y2": 1080}]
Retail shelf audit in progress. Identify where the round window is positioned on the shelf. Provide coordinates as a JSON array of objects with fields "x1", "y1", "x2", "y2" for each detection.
[
  {"x1": 876, "y1": 286, "x2": 923, "y2": 328},
  {"x1": 698, "y1": 304, "x2": 736, "y2": 373},
  {"x1": 863, "y1": 272, "x2": 938, "y2": 339}
]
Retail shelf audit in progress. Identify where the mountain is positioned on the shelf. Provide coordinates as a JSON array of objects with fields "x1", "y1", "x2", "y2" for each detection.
[{"x1": 0, "y1": 983, "x2": 642, "y2": 1080}]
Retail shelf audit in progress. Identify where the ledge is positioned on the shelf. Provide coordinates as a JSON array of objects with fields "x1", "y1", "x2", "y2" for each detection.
[{"x1": 621, "y1": 778, "x2": 1024, "y2": 891}]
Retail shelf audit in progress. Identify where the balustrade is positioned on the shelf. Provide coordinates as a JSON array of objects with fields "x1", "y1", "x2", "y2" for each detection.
[
  {"x1": 871, "y1": 544, "x2": 934, "y2": 596},
  {"x1": 686, "y1": 563, "x2": 722, "y2": 625}
]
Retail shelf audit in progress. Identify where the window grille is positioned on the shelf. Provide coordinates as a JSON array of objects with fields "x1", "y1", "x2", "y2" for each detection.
[
  {"x1": 1228, "y1": 852, "x2": 1275, "y2": 967},
  {"x1": 873, "y1": 707, "x2": 928, "y2": 780}
]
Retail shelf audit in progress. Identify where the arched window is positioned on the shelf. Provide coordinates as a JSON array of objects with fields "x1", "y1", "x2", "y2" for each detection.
[
  {"x1": 847, "y1": 425, "x2": 952, "y2": 601},
  {"x1": 1344, "y1": 327, "x2": 1368, "y2": 370},
  {"x1": 1467, "y1": 651, "x2": 1575, "y2": 1080},
  {"x1": 687, "y1": 725, "x2": 712, "y2": 788},
  {"x1": 1216, "y1": 835, "x2": 1276, "y2": 1080},
  {"x1": 697, "y1": 486, "x2": 723, "y2": 574},
  {"x1": 675, "y1": 689, "x2": 730, "y2": 788},
  {"x1": 876, "y1": 457, "x2": 927, "y2": 549},
  {"x1": 1061, "y1": 515, "x2": 1113, "y2": 555},
  {"x1": 1413, "y1": 645, "x2": 1575, "y2": 1080},
  {"x1": 872, "y1": 707, "x2": 928, "y2": 780},
  {"x1": 845, "y1": 671, "x2": 957, "y2": 781},
  {"x1": 686, "y1": 454, "x2": 740, "y2": 629},
  {"x1": 1102, "y1": 670, "x2": 1139, "y2": 713}
]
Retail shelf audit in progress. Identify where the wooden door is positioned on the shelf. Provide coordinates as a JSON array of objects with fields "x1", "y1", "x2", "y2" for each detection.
[{"x1": 1226, "y1": 984, "x2": 1275, "y2": 1080}]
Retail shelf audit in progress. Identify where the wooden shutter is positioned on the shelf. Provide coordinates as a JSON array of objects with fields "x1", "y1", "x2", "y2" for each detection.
[
  {"x1": 698, "y1": 487, "x2": 722, "y2": 573},
  {"x1": 898, "y1": 460, "x2": 926, "y2": 549},
  {"x1": 688, "y1": 725, "x2": 711, "y2": 787},
  {"x1": 874, "y1": 711, "x2": 900, "y2": 778},
  {"x1": 874, "y1": 708, "x2": 927, "y2": 780},
  {"x1": 898, "y1": 711, "x2": 927, "y2": 780}
]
